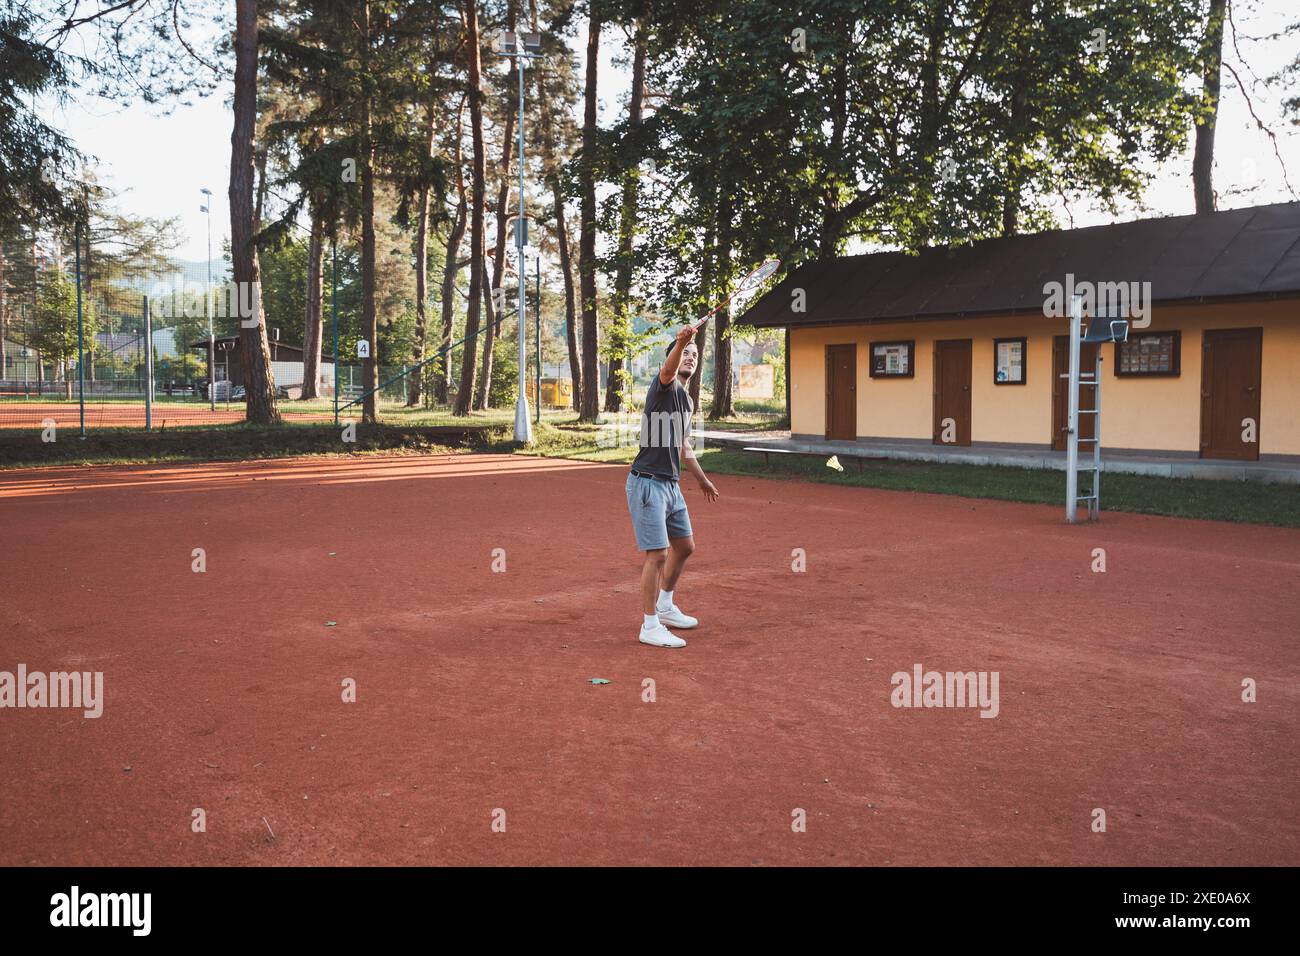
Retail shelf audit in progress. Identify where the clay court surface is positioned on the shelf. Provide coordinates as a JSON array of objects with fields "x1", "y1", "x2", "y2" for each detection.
[
  {"x1": 0, "y1": 400, "x2": 332, "y2": 429},
  {"x1": 1, "y1": 452, "x2": 1296, "y2": 866}
]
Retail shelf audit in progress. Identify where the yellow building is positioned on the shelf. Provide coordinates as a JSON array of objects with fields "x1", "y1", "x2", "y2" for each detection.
[{"x1": 741, "y1": 203, "x2": 1300, "y2": 462}]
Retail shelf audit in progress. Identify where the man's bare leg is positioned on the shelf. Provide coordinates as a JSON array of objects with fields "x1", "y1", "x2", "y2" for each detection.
[
  {"x1": 641, "y1": 549, "x2": 667, "y2": 615},
  {"x1": 661, "y1": 535, "x2": 695, "y2": 594},
  {"x1": 654, "y1": 535, "x2": 698, "y2": 629},
  {"x1": 637, "y1": 548, "x2": 685, "y2": 646}
]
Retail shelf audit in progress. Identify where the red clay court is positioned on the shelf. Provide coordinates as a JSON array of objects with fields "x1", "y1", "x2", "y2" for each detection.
[
  {"x1": 0, "y1": 452, "x2": 1296, "y2": 866},
  {"x1": 0, "y1": 400, "x2": 333, "y2": 430}
]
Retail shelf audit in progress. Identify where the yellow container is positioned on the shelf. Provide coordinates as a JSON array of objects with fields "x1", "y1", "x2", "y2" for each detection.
[{"x1": 530, "y1": 377, "x2": 573, "y2": 408}]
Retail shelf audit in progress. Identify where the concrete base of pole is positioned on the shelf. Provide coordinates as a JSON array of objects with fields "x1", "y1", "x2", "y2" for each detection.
[{"x1": 514, "y1": 395, "x2": 533, "y2": 444}]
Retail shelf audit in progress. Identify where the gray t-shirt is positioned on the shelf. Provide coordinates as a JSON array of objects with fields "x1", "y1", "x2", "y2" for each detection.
[{"x1": 630, "y1": 375, "x2": 694, "y2": 480}]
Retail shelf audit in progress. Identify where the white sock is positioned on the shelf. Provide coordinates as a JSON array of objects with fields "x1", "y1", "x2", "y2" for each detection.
[
  {"x1": 657, "y1": 589, "x2": 674, "y2": 611},
  {"x1": 643, "y1": 613, "x2": 659, "y2": 629}
]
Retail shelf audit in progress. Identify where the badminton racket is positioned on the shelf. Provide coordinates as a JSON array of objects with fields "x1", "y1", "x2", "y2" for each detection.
[{"x1": 685, "y1": 258, "x2": 782, "y2": 334}]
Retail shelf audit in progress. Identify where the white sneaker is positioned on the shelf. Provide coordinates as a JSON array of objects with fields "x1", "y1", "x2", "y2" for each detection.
[
  {"x1": 656, "y1": 604, "x2": 698, "y2": 630},
  {"x1": 639, "y1": 621, "x2": 686, "y2": 648}
]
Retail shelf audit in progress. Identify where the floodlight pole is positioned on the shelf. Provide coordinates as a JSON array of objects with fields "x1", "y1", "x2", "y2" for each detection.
[
  {"x1": 535, "y1": 252, "x2": 541, "y2": 426},
  {"x1": 515, "y1": 49, "x2": 531, "y2": 443},
  {"x1": 143, "y1": 294, "x2": 154, "y2": 430},
  {"x1": 496, "y1": 32, "x2": 540, "y2": 445},
  {"x1": 201, "y1": 188, "x2": 215, "y2": 410}
]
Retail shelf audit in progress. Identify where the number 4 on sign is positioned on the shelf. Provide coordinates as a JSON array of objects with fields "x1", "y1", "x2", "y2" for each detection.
[{"x1": 357, "y1": 340, "x2": 370, "y2": 359}]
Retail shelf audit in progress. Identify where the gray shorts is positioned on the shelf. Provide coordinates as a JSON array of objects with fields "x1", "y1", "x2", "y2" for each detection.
[{"x1": 626, "y1": 472, "x2": 693, "y2": 551}]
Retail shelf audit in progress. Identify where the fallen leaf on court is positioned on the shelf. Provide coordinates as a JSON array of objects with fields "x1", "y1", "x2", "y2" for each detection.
[
  {"x1": 328, "y1": 552, "x2": 336, "y2": 556},
  {"x1": 826, "y1": 455, "x2": 844, "y2": 472},
  {"x1": 589, "y1": 678, "x2": 610, "y2": 685},
  {"x1": 325, "y1": 621, "x2": 337, "y2": 627}
]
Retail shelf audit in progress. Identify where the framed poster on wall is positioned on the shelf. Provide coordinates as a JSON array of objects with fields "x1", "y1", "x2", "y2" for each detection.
[
  {"x1": 1115, "y1": 331, "x2": 1180, "y2": 376},
  {"x1": 994, "y1": 337, "x2": 1027, "y2": 385},
  {"x1": 870, "y1": 340, "x2": 914, "y2": 378}
]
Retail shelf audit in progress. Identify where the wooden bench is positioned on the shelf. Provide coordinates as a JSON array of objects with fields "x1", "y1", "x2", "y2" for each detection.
[{"x1": 742, "y1": 445, "x2": 872, "y2": 471}]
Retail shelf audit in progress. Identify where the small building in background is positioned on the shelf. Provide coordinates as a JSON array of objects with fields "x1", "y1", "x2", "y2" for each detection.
[
  {"x1": 739, "y1": 202, "x2": 1300, "y2": 462},
  {"x1": 189, "y1": 336, "x2": 337, "y2": 399}
]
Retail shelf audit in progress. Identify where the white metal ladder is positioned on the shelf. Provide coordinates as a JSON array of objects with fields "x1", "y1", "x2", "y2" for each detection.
[{"x1": 1065, "y1": 295, "x2": 1128, "y2": 523}]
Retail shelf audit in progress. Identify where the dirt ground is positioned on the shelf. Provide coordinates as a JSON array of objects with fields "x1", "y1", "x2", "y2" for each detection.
[{"x1": 1, "y1": 452, "x2": 1296, "y2": 865}]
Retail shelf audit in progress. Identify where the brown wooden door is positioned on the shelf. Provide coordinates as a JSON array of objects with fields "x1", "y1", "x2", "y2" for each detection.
[
  {"x1": 933, "y1": 339, "x2": 972, "y2": 446},
  {"x1": 1200, "y1": 328, "x2": 1262, "y2": 461},
  {"x1": 1050, "y1": 336, "x2": 1099, "y2": 452},
  {"x1": 825, "y1": 344, "x2": 856, "y2": 440}
]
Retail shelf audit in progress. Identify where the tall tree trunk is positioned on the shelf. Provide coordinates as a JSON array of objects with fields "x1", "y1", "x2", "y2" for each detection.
[
  {"x1": 254, "y1": 144, "x2": 269, "y2": 228},
  {"x1": 555, "y1": 178, "x2": 580, "y2": 411},
  {"x1": 1001, "y1": 0, "x2": 1033, "y2": 235},
  {"x1": 473, "y1": 232, "x2": 496, "y2": 410},
  {"x1": 783, "y1": 328, "x2": 791, "y2": 423},
  {"x1": 455, "y1": 0, "x2": 487, "y2": 416},
  {"x1": 577, "y1": 10, "x2": 601, "y2": 422},
  {"x1": 359, "y1": 0, "x2": 379, "y2": 423},
  {"x1": 1193, "y1": 0, "x2": 1227, "y2": 214},
  {"x1": 529, "y1": 0, "x2": 580, "y2": 411},
  {"x1": 912, "y1": 1, "x2": 947, "y2": 247},
  {"x1": 437, "y1": 108, "x2": 468, "y2": 406},
  {"x1": 691, "y1": 205, "x2": 716, "y2": 412},
  {"x1": 301, "y1": 201, "x2": 324, "y2": 399},
  {"x1": 604, "y1": 13, "x2": 646, "y2": 413},
  {"x1": 229, "y1": 0, "x2": 279, "y2": 425},
  {"x1": 409, "y1": 189, "x2": 429, "y2": 407},
  {"x1": 477, "y1": 0, "x2": 519, "y2": 411},
  {"x1": 409, "y1": 103, "x2": 436, "y2": 407},
  {"x1": 709, "y1": 191, "x2": 735, "y2": 420}
]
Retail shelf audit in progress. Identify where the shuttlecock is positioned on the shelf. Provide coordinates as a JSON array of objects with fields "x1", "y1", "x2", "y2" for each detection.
[{"x1": 826, "y1": 455, "x2": 844, "y2": 472}]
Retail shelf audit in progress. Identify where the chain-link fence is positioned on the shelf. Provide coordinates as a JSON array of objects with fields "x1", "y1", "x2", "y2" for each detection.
[
  {"x1": 0, "y1": 228, "x2": 425, "y2": 434},
  {"x1": 2, "y1": 224, "x2": 780, "y2": 441}
]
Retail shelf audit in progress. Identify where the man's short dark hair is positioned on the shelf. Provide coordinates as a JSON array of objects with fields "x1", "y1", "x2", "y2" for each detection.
[{"x1": 666, "y1": 339, "x2": 699, "y2": 357}]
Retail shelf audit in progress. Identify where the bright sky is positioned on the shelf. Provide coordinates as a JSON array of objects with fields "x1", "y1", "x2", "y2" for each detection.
[{"x1": 40, "y1": 4, "x2": 1300, "y2": 263}]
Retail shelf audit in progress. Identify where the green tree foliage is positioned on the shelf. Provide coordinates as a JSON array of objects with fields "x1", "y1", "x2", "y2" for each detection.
[
  {"x1": 259, "y1": 235, "x2": 309, "y2": 346},
  {"x1": 31, "y1": 267, "x2": 89, "y2": 389},
  {"x1": 0, "y1": 6, "x2": 82, "y2": 232},
  {"x1": 636, "y1": 0, "x2": 1207, "y2": 292}
]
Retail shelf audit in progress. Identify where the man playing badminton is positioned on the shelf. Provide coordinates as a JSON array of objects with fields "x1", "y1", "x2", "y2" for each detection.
[{"x1": 626, "y1": 324, "x2": 720, "y2": 648}]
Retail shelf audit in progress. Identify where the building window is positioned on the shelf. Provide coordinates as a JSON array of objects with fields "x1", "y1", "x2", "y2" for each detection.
[
  {"x1": 1115, "y1": 331, "x2": 1180, "y2": 377},
  {"x1": 869, "y1": 340, "x2": 914, "y2": 378},
  {"x1": 993, "y1": 337, "x2": 1027, "y2": 385}
]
